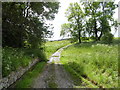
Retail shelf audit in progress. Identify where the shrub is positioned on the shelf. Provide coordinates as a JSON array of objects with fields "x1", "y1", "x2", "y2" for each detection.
[
  {"x1": 70, "y1": 37, "x2": 78, "y2": 43},
  {"x1": 81, "y1": 37, "x2": 90, "y2": 41},
  {"x1": 90, "y1": 36, "x2": 96, "y2": 41},
  {"x1": 101, "y1": 33, "x2": 114, "y2": 44}
]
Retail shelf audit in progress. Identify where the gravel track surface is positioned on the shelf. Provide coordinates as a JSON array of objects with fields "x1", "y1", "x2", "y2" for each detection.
[{"x1": 32, "y1": 45, "x2": 74, "y2": 88}]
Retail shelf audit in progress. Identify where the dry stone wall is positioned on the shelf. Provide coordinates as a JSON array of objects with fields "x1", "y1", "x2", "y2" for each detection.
[{"x1": 0, "y1": 59, "x2": 39, "y2": 89}]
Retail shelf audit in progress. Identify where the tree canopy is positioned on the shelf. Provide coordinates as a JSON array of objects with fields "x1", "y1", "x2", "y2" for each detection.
[
  {"x1": 61, "y1": 1, "x2": 119, "y2": 43},
  {"x1": 2, "y1": 2, "x2": 59, "y2": 48},
  {"x1": 65, "y1": 2, "x2": 85, "y2": 43}
]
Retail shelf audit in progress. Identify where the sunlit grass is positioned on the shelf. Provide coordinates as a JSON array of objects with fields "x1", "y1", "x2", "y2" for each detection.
[
  {"x1": 45, "y1": 39, "x2": 71, "y2": 59},
  {"x1": 60, "y1": 39, "x2": 119, "y2": 88}
]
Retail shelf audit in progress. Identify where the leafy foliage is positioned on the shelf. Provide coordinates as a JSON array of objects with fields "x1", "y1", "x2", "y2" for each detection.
[
  {"x1": 61, "y1": 1, "x2": 119, "y2": 43},
  {"x1": 60, "y1": 23, "x2": 71, "y2": 38},
  {"x1": 2, "y1": 47, "x2": 32, "y2": 77},
  {"x1": 2, "y1": 2, "x2": 59, "y2": 77},
  {"x1": 83, "y1": 1, "x2": 118, "y2": 41},
  {"x1": 64, "y1": 3, "x2": 85, "y2": 43},
  {"x1": 101, "y1": 33, "x2": 114, "y2": 44},
  {"x1": 2, "y1": 2, "x2": 59, "y2": 48}
]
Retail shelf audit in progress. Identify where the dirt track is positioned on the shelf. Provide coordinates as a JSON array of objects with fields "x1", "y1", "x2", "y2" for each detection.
[{"x1": 32, "y1": 45, "x2": 74, "y2": 88}]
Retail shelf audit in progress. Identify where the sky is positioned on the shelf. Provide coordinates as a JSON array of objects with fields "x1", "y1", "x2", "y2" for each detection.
[{"x1": 46, "y1": 0, "x2": 119, "y2": 40}]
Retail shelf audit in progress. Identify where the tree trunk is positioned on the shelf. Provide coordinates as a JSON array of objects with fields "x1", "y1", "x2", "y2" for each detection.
[
  {"x1": 78, "y1": 30, "x2": 81, "y2": 43},
  {"x1": 94, "y1": 20, "x2": 98, "y2": 41},
  {"x1": 97, "y1": 2, "x2": 105, "y2": 41}
]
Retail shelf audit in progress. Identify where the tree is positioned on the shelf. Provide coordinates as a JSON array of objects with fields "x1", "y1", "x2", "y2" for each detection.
[
  {"x1": 98, "y1": 2, "x2": 118, "y2": 40},
  {"x1": 83, "y1": 1, "x2": 118, "y2": 41},
  {"x1": 101, "y1": 32, "x2": 114, "y2": 44},
  {"x1": 83, "y1": 1, "x2": 101, "y2": 41},
  {"x1": 2, "y1": 2, "x2": 59, "y2": 48},
  {"x1": 60, "y1": 23, "x2": 71, "y2": 38},
  {"x1": 64, "y1": 2, "x2": 85, "y2": 43}
]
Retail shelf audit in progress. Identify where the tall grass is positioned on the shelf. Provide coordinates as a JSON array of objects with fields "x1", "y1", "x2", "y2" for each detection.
[
  {"x1": 2, "y1": 47, "x2": 46, "y2": 77},
  {"x1": 60, "y1": 40, "x2": 119, "y2": 88}
]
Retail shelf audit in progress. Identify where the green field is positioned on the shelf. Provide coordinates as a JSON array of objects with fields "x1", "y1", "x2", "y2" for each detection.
[
  {"x1": 60, "y1": 39, "x2": 119, "y2": 88},
  {"x1": 44, "y1": 39, "x2": 71, "y2": 59}
]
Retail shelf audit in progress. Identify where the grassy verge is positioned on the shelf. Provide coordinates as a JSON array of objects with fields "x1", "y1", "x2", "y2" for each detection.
[
  {"x1": 45, "y1": 39, "x2": 71, "y2": 59},
  {"x1": 2, "y1": 48, "x2": 32, "y2": 77},
  {"x1": 14, "y1": 62, "x2": 46, "y2": 88},
  {"x1": 8, "y1": 39, "x2": 71, "y2": 88},
  {"x1": 60, "y1": 39, "x2": 119, "y2": 88},
  {"x1": 2, "y1": 39, "x2": 71, "y2": 77},
  {"x1": 2, "y1": 47, "x2": 46, "y2": 77}
]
